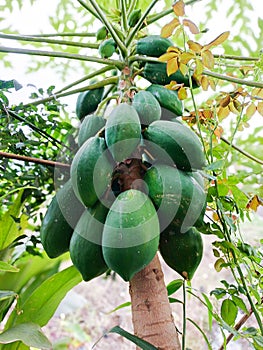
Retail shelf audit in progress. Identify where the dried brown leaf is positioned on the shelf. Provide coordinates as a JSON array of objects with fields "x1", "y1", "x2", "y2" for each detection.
[
  {"x1": 173, "y1": 0, "x2": 185, "y2": 17},
  {"x1": 219, "y1": 95, "x2": 231, "y2": 108},
  {"x1": 187, "y1": 40, "x2": 202, "y2": 53},
  {"x1": 202, "y1": 50, "x2": 214, "y2": 69},
  {"x1": 167, "y1": 58, "x2": 179, "y2": 76},
  {"x1": 204, "y1": 31, "x2": 230, "y2": 50},
  {"x1": 161, "y1": 18, "x2": 180, "y2": 38},
  {"x1": 182, "y1": 19, "x2": 199, "y2": 34},
  {"x1": 246, "y1": 195, "x2": 263, "y2": 211}
]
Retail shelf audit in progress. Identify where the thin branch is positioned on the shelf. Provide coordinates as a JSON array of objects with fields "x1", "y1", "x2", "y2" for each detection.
[
  {"x1": 0, "y1": 151, "x2": 70, "y2": 169},
  {"x1": 121, "y1": 0, "x2": 129, "y2": 32},
  {"x1": 22, "y1": 77, "x2": 119, "y2": 108},
  {"x1": 214, "y1": 54, "x2": 259, "y2": 61},
  {"x1": 221, "y1": 136, "x2": 263, "y2": 165},
  {"x1": 22, "y1": 32, "x2": 96, "y2": 38},
  {"x1": 0, "y1": 33, "x2": 99, "y2": 49},
  {"x1": 0, "y1": 46, "x2": 125, "y2": 70}
]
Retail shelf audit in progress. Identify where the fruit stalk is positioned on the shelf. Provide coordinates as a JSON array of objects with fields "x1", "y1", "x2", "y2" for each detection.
[{"x1": 129, "y1": 254, "x2": 181, "y2": 350}]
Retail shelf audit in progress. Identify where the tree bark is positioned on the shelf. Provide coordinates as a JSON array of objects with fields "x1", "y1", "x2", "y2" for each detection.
[{"x1": 129, "y1": 253, "x2": 181, "y2": 350}]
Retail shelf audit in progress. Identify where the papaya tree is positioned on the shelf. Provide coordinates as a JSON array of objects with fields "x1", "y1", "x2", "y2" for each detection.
[{"x1": 0, "y1": 0, "x2": 263, "y2": 349}]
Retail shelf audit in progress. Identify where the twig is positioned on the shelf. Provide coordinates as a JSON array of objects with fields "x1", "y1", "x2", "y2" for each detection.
[{"x1": 0, "y1": 151, "x2": 70, "y2": 169}]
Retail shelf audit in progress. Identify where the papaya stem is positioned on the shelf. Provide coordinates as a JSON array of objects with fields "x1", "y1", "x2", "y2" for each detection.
[
  {"x1": 0, "y1": 33, "x2": 99, "y2": 49},
  {"x1": 21, "y1": 32, "x2": 96, "y2": 38},
  {"x1": 120, "y1": 0, "x2": 129, "y2": 32},
  {"x1": 78, "y1": 0, "x2": 127, "y2": 58},
  {"x1": 182, "y1": 280, "x2": 187, "y2": 350},
  {"x1": 0, "y1": 151, "x2": 70, "y2": 169},
  {"x1": 127, "y1": 0, "x2": 138, "y2": 17},
  {"x1": 22, "y1": 77, "x2": 118, "y2": 108},
  {"x1": 125, "y1": 0, "x2": 159, "y2": 48}
]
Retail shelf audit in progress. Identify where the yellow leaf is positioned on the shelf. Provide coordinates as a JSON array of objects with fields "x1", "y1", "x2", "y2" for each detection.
[
  {"x1": 158, "y1": 52, "x2": 178, "y2": 62},
  {"x1": 180, "y1": 51, "x2": 195, "y2": 64},
  {"x1": 182, "y1": 19, "x2": 199, "y2": 34},
  {"x1": 204, "y1": 31, "x2": 230, "y2": 50},
  {"x1": 257, "y1": 101, "x2": 263, "y2": 116},
  {"x1": 179, "y1": 62, "x2": 188, "y2": 76},
  {"x1": 214, "y1": 125, "x2": 224, "y2": 138},
  {"x1": 209, "y1": 78, "x2": 216, "y2": 91},
  {"x1": 202, "y1": 49, "x2": 214, "y2": 69},
  {"x1": 173, "y1": 0, "x2": 185, "y2": 17},
  {"x1": 201, "y1": 76, "x2": 209, "y2": 91},
  {"x1": 178, "y1": 86, "x2": 187, "y2": 100},
  {"x1": 246, "y1": 102, "x2": 257, "y2": 118},
  {"x1": 258, "y1": 89, "x2": 263, "y2": 98},
  {"x1": 194, "y1": 59, "x2": 203, "y2": 77},
  {"x1": 228, "y1": 101, "x2": 239, "y2": 115},
  {"x1": 219, "y1": 94, "x2": 231, "y2": 108},
  {"x1": 187, "y1": 40, "x2": 203, "y2": 53},
  {"x1": 167, "y1": 46, "x2": 181, "y2": 54},
  {"x1": 161, "y1": 18, "x2": 180, "y2": 38},
  {"x1": 214, "y1": 258, "x2": 225, "y2": 272},
  {"x1": 246, "y1": 195, "x2": 263, "y2": 211},
  {"x1": 217, "y1": 106, "x2": 230, "y2": 120},
  {"x1": 251, "y1": 87, "x2": 260, "y2": 97},
  {"x1": 167, "y1": 58, "x2": 179, "y2": 76}
]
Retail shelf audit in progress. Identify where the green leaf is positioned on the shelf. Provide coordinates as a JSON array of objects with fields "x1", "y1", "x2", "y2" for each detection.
[
  {"x1": 221, "y1": 299, "x2": 238, "y2": 326},
  {"x1": 0, "y1": 291, "x2": 17, "y2": 302},
  {"x1": 0, "y1": 323, "x2": 51, "y2": 349},
  {"x1": 11, "y1": 265, "x2": 82, "y2": 327},
  {"x1": 231, "y1": 295, "x2": 249, "y2": 315},
  {"x1": 202, "y1": 293, "x2": 214, "y2": 331},
  {"x1": 168, "y1": 297, "x2": 183, "y2": 304},
  {"x1": 0, "y1": 191, "x2": 25, "y2": 250},
  {"x1": 205, "y1": 160, "x2": 224, "y2": 171},
  {"x1": 166, "y1": 279, "x2": 184, "y2": 296},
  {"x1": 107, "y1": 301, "x2": 131, "y2": 314},
  {"x1": 0, "y1": 262, "x2": 19, "y2": 273}
]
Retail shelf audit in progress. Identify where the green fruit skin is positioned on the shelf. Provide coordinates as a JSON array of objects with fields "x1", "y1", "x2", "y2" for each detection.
[
  {"x1": 146, "y1": 84, "x2": 183, "y2": 116},
  {"x1": 105, "y1": 103, "x2": 141, "y2": 162},
  {"x1": 96, "y1": 26, "x2": 108, "y2": 40},
  {"x1": 132, "y1": 90, "x2": 161, "y2": 125},
  {"x1": 76, "y1": 88, "x2": 104, "y2": 120},
  {"x1": 159, "y1": 226, "x2": 203, "y2": 280},
  {"x1": 99, "y1": 38, "x2": 116, "y2": 58},
  {"x1": 102, "y1": 189, "x2": 160, "y2": 282},
  {"x1": 136, "y1": 35, "x2": 173, "y2": 57},
  {"x1": 69, "y1": 201, "x2": 109, "y2": 281},
  {"x1": 78, "y1": 114, "x2": 106, "y2": 147},
  {"x1": 70, "y1": 136, "x2": 114, "y2": 208},
  {"x1": 143, "y1": 62, "x2": 199, "y2": 88},
  {"x1": 144, "y1": 164, "x2": 207, "y2": 232},
  {"x1": 143, "y1": 119, "x2": 206, "y2": 171},
  {"x1": 40, "y1": 180, "x2": 85, "y2": 258},
  {"x1": 128, "y1": 9, "x2": 141, "y2": 27}
]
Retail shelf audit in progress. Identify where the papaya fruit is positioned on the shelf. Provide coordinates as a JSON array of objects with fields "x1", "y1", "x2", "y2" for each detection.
[
  {"x1": 40, "y1": 180, "x2": 85, "y2": 258},
  {"x1": 159, "y1": 225, "x2": 203, "y2": 280},
  {"x1": 105, "y1": 103, "x2": 141, "y2": 162},
  {"x1": 144, "y1": 164, "x2": 207, "y2": 232},
  {"x1": 136, "y1": 35, "x2": 173, "y2": 57},
  {"x1": 143, "y1": 119, "x2": 206, "y2": 171},
  {"x1": 102, "y1": 189, "x2": 160, "y2": 281},
  {"x1": 132, "y1": 90, "x2": 161, "y2": 125},
  {"x1": 143, "y1": 62, "x2": 199, "y2": 88},
  {"x1": 70, "y1": 136, "x2": 114, "y2": 208},
  {"x1": 76, "y1": 87, "x2": 104, "y2": 120},
  {"x1": 99, "y1": 38, "x2": 117, "y2": 58},
  {"x1": 128, "y1": 9, "x2": 141, "y2": 27},
  {"x1": 69, "y1": 201, "x2": 109, "y2": 281},
  {"x1": 146, "y1": 84, "x2": 183, "y2": 117},
  {"x1": 78, "y1": 114, "x2": 106, "y2": 147}
]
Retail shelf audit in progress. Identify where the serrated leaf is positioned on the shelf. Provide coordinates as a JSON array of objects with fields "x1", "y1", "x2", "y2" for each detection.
[
  {"x1": 204, "y1": 31, "x2": 230, "y2": 50},
  {"x1": 161, "y1": 18, "x2": 180, "y2": 38},
  {"x1": 187, "y1": 40, "x2": 202, "y2": 53},
  {"x1": 221, "y1": 299, "x2": 238, "y2": 326},
  {"x1": 178, "y1": 86, "x2": 187, "y2": 100},
  {"x1": 167, "y1": 58, "x2": 179, "y2": 76},
  {"x1": 0, "y1": 323, "x2": 51, "y2": 349},
  {"x1": 173, "y1": 0, "x2": 185, "y2": 17},
  {"x1": 182, "y1": 19, "x2": 199, "y2": 34},
  {"x1": 202, "y1": 50, "x2": 214, "y2": 69},
  {"x1": 246, "y1": 102, "x2": 257, "y2": 118}
]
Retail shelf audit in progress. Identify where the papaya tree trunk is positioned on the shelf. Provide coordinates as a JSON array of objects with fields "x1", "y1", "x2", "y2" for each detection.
[{"x1": 129, "y1": 253, "x2": 181, "y2": 350}]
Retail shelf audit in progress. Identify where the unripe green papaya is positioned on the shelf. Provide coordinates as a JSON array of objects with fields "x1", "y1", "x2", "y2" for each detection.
[
  {"x1": 96, "y1": 26, "x2": 108, "y2": 41},
  {"x1": 69, "y1": 201, "x2": 109, "y2": 281},
  {"x1": 99, "y1": 38, "x2": 117, "y2": 58},
  {"x1": 102, "y1": 189, "x2": 160, "y2": 281},
  {"x1": 159, "y1": 226, "x2": 203, "y2": 280},
  {"x1": 136, "y1": 35, "x2": 173, "y2": 57},
  {"x1": 76, "y1": 87, "x2": 104, "y2": 120},
  {"x1": 144, "y1": 164, "x2": 207, "y2": 232},
  {"x1": 128, "y1": 9, "x2": 141, "y2": 27},
  {"x1": 40, "y1": 180, "x2": 85, "y2": 258},
  {"x1": 146, "y1": 84, "x2": 183, "y2": 116},
  {"x1": 70, "y1": 136, "x2": 114, "y2": 208},
  {"x1": 143, "y1": 119, "x2": 206, "y2": 171},
  {"x1": 105, "y1": 103, "x2": 141, "y2": 162},
  {"x1": 132, "y1": 90, "x2": 161, "y2": 125},
  {"x1": 78, "y1": 114, "x2": 106, "y2": 147}
]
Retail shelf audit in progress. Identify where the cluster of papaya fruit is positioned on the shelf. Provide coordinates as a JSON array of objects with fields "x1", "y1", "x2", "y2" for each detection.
[{"x1": 40, "y1": 34, "x2": 206, "y2": 283}]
